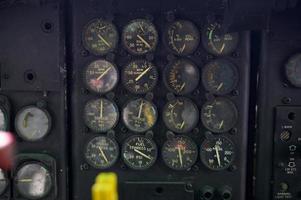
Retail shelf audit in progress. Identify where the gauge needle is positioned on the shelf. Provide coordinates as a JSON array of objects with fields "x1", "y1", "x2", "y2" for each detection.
[
  {"x1": 215, "y1": 145, "x2": 221, "y2": 167},
  {"x1": 219, "y1": 120, "x2": 224, "y2": 129},
  {"x1": 179, "y1": 83, "x2": 186, "y2": 91},
  {"x1": 18, "y1": 179, "x2": 33, "y2": 182},
  {"x1": 134, "y1": 148, "x2": 151, "y2": 160},
  {"x1": 137, "y1": 35, "x2": 151, "y2": 48},
  {"x1": 180, "y1": 121, "x2": 185, "y2": 129},
  {"x1": 99, "y1": 147, "x2": 109, "y2": 163},
  {"x1": 179, "y1": 44, "x2": 186, "y2": 53},
  {"x1": 97, "y1": 66, "x2": 112, "y2": 80},
  {"x1": 100, "y1": 99, "x2": 103, "y2": 119},
  {"x1": 97, "y1": 34, "x2": 111, "y2": 47},
  {"x1": 135, "y1": 66, "x2": 151, "y2": 81},
  {"x1": 177, "y1": 147, "x2": 183, "y2": 167},
  {"x1": 139, "y1": 23, "x2": 144, "y2": 32},
  {"x1": 219, "y1": 43, "x2": 225, "y2": 53},
  {"x1": 138, "y1": 101, "x2": 144, "y2": 118},
  {"x1": 217, "y1": 83, "x2": 224, "y2": 91}
]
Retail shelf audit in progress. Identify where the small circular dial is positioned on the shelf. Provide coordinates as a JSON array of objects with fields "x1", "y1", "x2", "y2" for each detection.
[
  {"x1": 84, "y1": 98, "x2": 119, "y2": 132},
  {"x1": 165, "y1": 20, "x2": 200, "y2": 55},
  {"x1": 200, "y1": 136, "x2": 235, "y2": 171},
  {"x1": 164, "y1": 59, "x2": 200, "y2": 95},
  {"x1": 0, "y1": 169, "x2": 7, "y2": 196},
  {"x1": 122, "y1": 98, "x2": 157, "y2": 133},
  {"x1": 122, "y1": 60, "x2": 158, "y2": 94},
  {"x1": 202, "y1": 59, "x2": 239, "y2": 95},
  {"x1": 162, "y1": 136, "x2": 198, "y2": 170},
  {"x1": 201, "y1": 98, "x2": 238, "y2": 133},
  {"x1": 84, "y1": 59, "x2": 118, "y2": 94},
  {"x1": 0, "y1": 107, "x2": 8, "y2": 131},
  {"x1": 122, "y1": 135, "x2": 157, "y2": 170},
  {"x1": 285, "y1": 53, "x2": 301, "y2": 87},
  {"x1": 82, "y1": 19, "x2": 118, "y2": 55},
  {"x1": 202, "y1": 22, "x2": 239, "y2": 56},
  {"x1": 15, "y1": 106, "x2": 51, "y2": 142},
  {"x1": 15, "y1": 163, "x2": 52, "y2": 199},
  {"x1": 122, "y1": 19, "x2": 158, "y2": 55},
  {"x1": 163, "y1": 97, "x2": 199, "y2": 133},
  {"x1": 85, "y1": 136, "x2": 119, "y2": 169}
]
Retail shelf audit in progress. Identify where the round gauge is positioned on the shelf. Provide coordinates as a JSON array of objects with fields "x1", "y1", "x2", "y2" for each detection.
[
  {"x1": 285, "y1": 53, "x2": 301, "y2": 87},
  {"x1": 165, "y1": 20, "x2": 200, "y2": 55},
  {"x1": 163, "y1": 97, "x2": 199, "y2": 133},
  {"x1": 200, "y1": 136, "x2": 235, "y2": 171},
  {"x1": 122, "y1": 98, "x2": 157, "y2": 133},
  {"x1": 0, "y1": 107, "x2": 8, "y2": 131},
  {"x1": 84, "y1": 98, "x2": 119, "y2": 132},
  {"x1": 85, "y1": 136, "x2": 119, "y2": 169},
  {"x1": 201, "y1": 98, "x2": 238, "y2": 133},
  {"x1": 162, "y1": 136, "x2": 198, "y2": 170},
  {"x1": 82, "y1": 19, "x2": 118, "y2": 55},
  {"x1": 0, "y1": 169, "x2": 7, "y2": 196},
  {"x1": 164, "y1": 59, "x2": 200, "y2": 95},
  {"x1": 15, "y1": 106, "x2": 51, "y2": 142},
  {"x1": 202, "y1": 59, "x2": 239, "y2": 95},
  {"x1": 122, "y1": 135, "x2": 157, "y2": 170},
  {"x1": 122, "y1": 60, "x2": 158, "y2": 94},
  {"x1": 84, "y1": 59, "x2": 119, "y2": 94},
  {"x1": 15, "y1": 163, "x2": 52, "y2": 199},
  {"x1": 202, "y1": 22, "x2": 239, "y2": 56},
  {"x1": 122, "y1": 19, "x2": 158, "y2": 55}
]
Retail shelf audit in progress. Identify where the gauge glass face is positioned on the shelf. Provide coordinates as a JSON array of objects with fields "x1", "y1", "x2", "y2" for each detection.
[
  {"x1": 85, "y1": 136, "x2": 119, "y2": 169},
  {"x1": 201, "y1": 98, "x2": 238, "y2": 133},
  {"x1": 202, "y1": 59, "x2": 239, "y2": 95},
  {"x1": 165, "y1": 20, "x2": 200, "y2": 55},
  {"x1": 0, "y1": 107, "x2": 7, "y2": 131},
  {"x1": 200, "y1": 137, "x2": 235, "y2": 170},
  {"x1": 164, "y1": 59, "x2": 200, "y2": 95},
  {"x1": 122, "y1": 135, "x2": 157, "y2": 170},
  {"x1": 15, "y1": 106, "x2": 51, "y2": 141},
  {"x1": 15, "y1": 163, "x2": 52, "y2": 199},
  {"x1": 162, "y1": 136, "x2": 198, "y2": 170},
  {"x1": 82, "y1": 19, "x2": 118, "y2": 55},
  {"x1": 285, "y1": 53, "x2": 301, "y2": 87},
  {"x1": 122, "y1": 98, "x2": 157, "y2": 133},
  {"x1": 202, "y1": 22, "x2": 239, "y2": 56},
  {"x1": 84, "y1": 59, "x2": 118, "y2": 94},
  {"x1": 84, "y1": 98, "x2": 119, "y2": 132},
  {"x1": 163, "y1": 97, "x2": 199, "y2": 133},
  {"x1": 0, "y1": 169, "x2": 7, "y2": 196},
  {"x1": 122, "y1": 19, "x2": 158, "y2": 55},
  {"x1": 122, "y1": 60, "x2": 158, "y2": 94}
]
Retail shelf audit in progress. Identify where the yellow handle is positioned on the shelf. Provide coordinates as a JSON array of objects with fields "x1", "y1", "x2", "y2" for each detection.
[{"x1": 92, "y1": 173, "x2": 118, "y2": 200}]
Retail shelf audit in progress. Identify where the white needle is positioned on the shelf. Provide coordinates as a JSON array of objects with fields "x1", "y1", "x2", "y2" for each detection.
[
  {"x1": 137, "y1": 35, "x2": 151, "y2": 48},
  {"x1": 215, "y1": 145, "x2": 221, "y2": 167},
  {"x1": 138, "y1": 101, "x2": 144, "y2": 118},
  {"x1": 134, "y1": 148, "x2": 151, "y2": 160},
  {"x1": 135, "y1": 66, "x2": 151, "y2": 81}
]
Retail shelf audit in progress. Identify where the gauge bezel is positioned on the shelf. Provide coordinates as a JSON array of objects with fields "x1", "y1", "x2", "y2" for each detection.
[
  {"x1": 200, "y1": 136, "x2": 236, "y2": 171},
  {"x1": 121, "y1": 19, "x2": 159, "y2": 55},
  {"x1": 202, "y1": 59, "x2": 239, "y2": 95},
  {"x1": 163, "y1": 59, "x2": 200, "y2": 95},
  {"x1": 84, "y1": 136, "x2": 120, "y2": 169},
  {"x1": 201, "y1": 97, "x2": 238, "y2": 133},
  {"x1": 162, "y1": 97, "x2": 199, "y2": 133},
  {"x1": 0, "y1": 169, "x2": 8, "y2": 196},
  {"x1": 121, "y1": 59, "x2": 159, "y2": 94},
  {"x1": 121, "y1": 135, "x2": 158, "y2": 170},
  {"x1": 122, "y1": 98, "x2": 158, "y2": 133},
  {"x1": 83, "y1": 59, "x2": 119, "y2": 95},
  {"x1": 83, "y1": 98, "x2": 120, "y2": 133},
  {"x1": 201, "y1": 22, "x2": 240, "y2": 56},
  {"x1": 164, "y1": 20, "x2": 200, "y2": 56},
  {"x1": 14, "y1": 161, "x2": 53, "y2": 200},
  {"x1": 161, "y1": 135, "x2": 199, "y2": 171},
  {"x1": 0, "y1": 105, "x2": 9, "y2": 131},
  {"x1": 82, "y1": 18, "x2": 119, "y2": 56},
  {"x1": 14, "y1": 105, "x2": 52, "y2": 142}
]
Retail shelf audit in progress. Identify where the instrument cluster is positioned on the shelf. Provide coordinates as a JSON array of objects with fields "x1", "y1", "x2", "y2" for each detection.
[{"x1": 79, "y1": 17, "x2": 240, "y2": 172}]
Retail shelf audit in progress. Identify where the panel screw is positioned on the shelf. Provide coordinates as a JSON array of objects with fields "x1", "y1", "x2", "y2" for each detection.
[
  {"x1": 81, "y1": 50, "x2": 89, "y2": 57},
  {"x1": 282, "y1": 97, "x2": 291, "y2": 104}
]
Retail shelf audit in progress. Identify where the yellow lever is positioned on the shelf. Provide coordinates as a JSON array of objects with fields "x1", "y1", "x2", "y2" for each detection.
[{"x1": 92, "y1": 173, "x2": 118, "y2": 200}]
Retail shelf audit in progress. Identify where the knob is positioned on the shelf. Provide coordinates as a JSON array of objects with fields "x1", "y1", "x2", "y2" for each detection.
[
  {"x1": 200, "y1": 185, "x2": 215, "y2": 200},
  {"x1": 219, "y1": 186, "x2": 232, "y2": 200}
]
